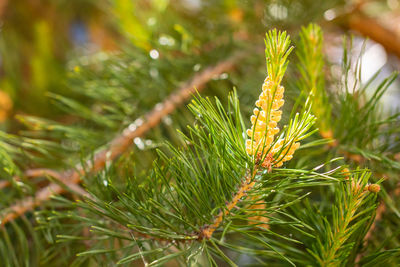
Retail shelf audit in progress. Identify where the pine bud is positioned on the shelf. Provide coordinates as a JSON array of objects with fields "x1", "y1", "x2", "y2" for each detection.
[{"x1": 368, "y1": 184, "x2": 380, "y2": 193}]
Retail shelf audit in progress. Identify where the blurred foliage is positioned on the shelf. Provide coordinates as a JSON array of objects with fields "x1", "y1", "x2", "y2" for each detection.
[{"x1": 0, "y1": 0, "x2": 348, "y2": 125}]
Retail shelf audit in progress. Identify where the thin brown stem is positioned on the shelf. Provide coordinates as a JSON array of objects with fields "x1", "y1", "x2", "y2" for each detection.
[
  {"x1": 0, "y1": 52, "x2": 246, "y2": 226},
  {"x1": 199, "y1": 166, "x2": 259, "y2": 240},
  {"x1": 339, "y1": 10, "x2": 400, "y2": 59},
  {"x1": 0, "y1": 169, "x2": 63, "y2": 189}
]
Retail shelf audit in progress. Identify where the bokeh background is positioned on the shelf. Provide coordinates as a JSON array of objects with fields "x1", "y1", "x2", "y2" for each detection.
[{"x1": 0, "y1": 0, "x2": 399, "y2": 131}]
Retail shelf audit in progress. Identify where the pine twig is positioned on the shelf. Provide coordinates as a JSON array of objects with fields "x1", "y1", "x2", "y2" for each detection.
[
  {"x1": 0, "y1": 0, "x2": 8, "y2": 18},
  {"x1": 0, "y1": 51, "x2": 246, "y2": 226},
  {"x1": 199, "y1": 166, "x2": 260, "y2": 240},
  {"x1": 0, "y1": 169, "x2": 63, "y2": 189},
  {"x1": 319, "y1": 175, "x2": 373, "y2": 266}
]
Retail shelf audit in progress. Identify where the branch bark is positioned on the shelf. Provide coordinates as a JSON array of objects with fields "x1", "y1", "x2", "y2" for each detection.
[
  {"x1": 341, "y1": 10, "x2": 400, "y2": 59},
  {"x1": 0, "y1": 51, "x2": 246, "y2": 226},
  {"x1": 0, "y1": 169, "x2": 63, "y2": 189},
  {"x1": 199, "y1": 166, "x2": 259, "y2": 240}
]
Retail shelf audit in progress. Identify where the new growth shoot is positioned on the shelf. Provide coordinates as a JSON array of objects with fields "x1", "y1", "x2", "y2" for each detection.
[
  {"x1": 201, "y1": 29, "x2": 316, "y2": 240},
  {"x1": 246, "y1": 29, "x2": 311, "y2": 170}
]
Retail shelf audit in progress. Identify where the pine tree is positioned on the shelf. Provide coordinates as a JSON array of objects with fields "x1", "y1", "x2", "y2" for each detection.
[{"x1": 1, "y1": 1, "x2": 400, "y2": 266}]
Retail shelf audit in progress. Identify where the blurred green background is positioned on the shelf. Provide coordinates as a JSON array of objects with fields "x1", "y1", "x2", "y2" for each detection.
[{"x1": 0, "y1": 0, "x2": 399, "y2": 131}]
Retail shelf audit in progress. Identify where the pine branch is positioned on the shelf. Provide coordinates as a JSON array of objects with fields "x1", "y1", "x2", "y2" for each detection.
[
  {"x1": 0, "y1": 52, "x2": 246, "y2": 226},
  {"x1": 25, "y1": 29, "x2": 344, "y2": 265},
  {"x1": 0, "y1": 168, "x2": 62, "y2": 189},
  {"x1": 300, "y1": 24, "x2": 399, "y2": 165},
  {"x1": 295, "y1": 21, "x2": 398, "y2": 265},
  {"x1": 361, "y1": 181, "x2": 400, "y2": 253},
  {"x1": 199, "y1": 166, "x2": 260, "y2": 240},
  {"x1": 296, "y1": 24, "x2": 331, "y2": 137},
  {"x1": 307, "y1": 170, "x2": 379, "y2": 266},
  {"x1": 0, "y1": 0, "x2": 8, "y2": 18},
  {"x1": 197, "y1": 28, "x2": 314, "y2": 242},
  {"x1": 43, "y1": 88, "x2": 326, "y2": 265},
  {"x1": 319, "y1": 184, "x2": 367, "y2": 265}
]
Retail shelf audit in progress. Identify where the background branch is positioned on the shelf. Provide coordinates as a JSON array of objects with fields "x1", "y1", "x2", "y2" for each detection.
[
  {"x1": 0, "y1": 51, "x2": 246, "y2": 226},
  {"x1": 342, "y1": 10, "x2": 400, "y2": 59}
]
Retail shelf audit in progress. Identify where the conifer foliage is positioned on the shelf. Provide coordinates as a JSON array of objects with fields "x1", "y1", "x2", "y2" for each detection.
[{"x1": 1, "y1": 3, "x2": 400, "y2": 266}]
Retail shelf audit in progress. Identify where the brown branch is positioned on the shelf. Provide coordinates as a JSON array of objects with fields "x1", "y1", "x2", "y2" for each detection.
[
  {"x1": 199, "y1": 166, "x2": 259, "y2": 240},
  {"x1": 0, "y1": 0, "x2": 8, "y2": 18},
  {"x1": 0, "y1": 51, "x2": 246, "y2": 226},
  {"x1": 341, "y1": 10, "x2": 400, "y2": 59},
  {"x1": 0, "y1": 169, "x2": 62, "y2": 189},
  {"x1": 0, "y1": 180, "x2": 9, "y2": 189}
]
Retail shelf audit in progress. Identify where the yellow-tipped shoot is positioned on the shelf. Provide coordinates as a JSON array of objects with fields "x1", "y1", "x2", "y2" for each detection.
[{"x1": 246, "y1": 29, "x2": 316, "y2": 170}]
